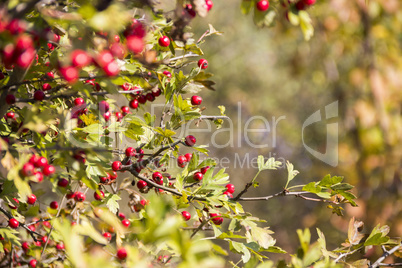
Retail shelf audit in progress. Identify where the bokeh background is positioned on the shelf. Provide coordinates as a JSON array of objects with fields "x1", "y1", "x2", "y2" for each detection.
[{"x1": 189, "y1": 0, "x2": 402, "y2": 261}]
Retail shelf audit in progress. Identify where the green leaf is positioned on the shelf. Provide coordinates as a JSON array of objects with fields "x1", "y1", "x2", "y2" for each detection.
[
  {"x1": 318, "y1": 175, "x2": 343, "y2": 187},
  {"x1": 338, "y1": 191, "x2": 357, "y2": 206},
  {"x1": 297, "y1": 228, "x2": 311, "y2": 253},
  {"x1": 258, "y1": 156, "x2": 282, "y2": 171},
  {"x1": 241, "y1": 0, "x2": 253, "y2": 14},
  {"x1": 364, "y1": 224, "x2": 390, "y2": 246},
  {"x1": 105, "y1": 194, "x2": 121, "y2": 214},
  {"x1": 77, "y1": 218, "x2": 108, "y2": 245},
  {"x1": 364, "y1": 233, "x2": 389, "y2": 246},
  {"x1": 82, "y1": 124, "x2": 103, "y2": 134},
  {"x1": 299, "y1": 11, "x2": 314, "y2": 41},
  {"x1": 253, "y1": 9, "x2": 276, "y2": 28},
  {"x1": 286, "y1": 161, "x2": 299, "y2": 187},
  {"x1": 193, "y1": 145, "x2": 209, "y2": 155},
  {"x1": 0, "y1": 228, "x2": 21, "y2": 247},
  {"x1": 331, "y1": 183, "x2": 354, "y2": 191},
  {"x1": 302, "y1": 182, "x2": 321, "y2": 194},
  {"x1": 229, "y1": 240, "x2": 251, "y2": 263}
]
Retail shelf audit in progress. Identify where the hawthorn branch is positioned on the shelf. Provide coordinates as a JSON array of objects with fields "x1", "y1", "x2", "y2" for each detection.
[
  {"x1": 199, "y1": 115, "x2": 229, "y2": 120},
  {"x1": 14, "y1": 89, "x2": 144, "y2": 103},
  {"x1": 334, "y1": 247, "x2": 361, "y2": 263},
  {"x1": 237, "y1": 190, "x2": 338, "y2": 204},
  {"x1": 0, "y1": 73, "x2": 148, "y2": 91},
  {"x1": 166, "y1": 53, "x2": 200, "y2": 63},
  {"x1": 369, "y1": 243, "x2": 402, "y2": 268},
  {"x1": 378, "y1": 263, "x2": 402, "y2": 267},
  {"x1": 0, "y1": 205, "x2": 42, "y2": 241}
]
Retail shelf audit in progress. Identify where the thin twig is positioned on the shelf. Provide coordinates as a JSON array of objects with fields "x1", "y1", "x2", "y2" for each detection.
[
  {"x1": 369, "y1": 243, "x2": 402, "y2": 268},
  {"x1": 40, "y1": 194, "x2": 67, "y2": 258},
  {"x1": 334, "y1": 247, "x2": 361, "y2": 263}
]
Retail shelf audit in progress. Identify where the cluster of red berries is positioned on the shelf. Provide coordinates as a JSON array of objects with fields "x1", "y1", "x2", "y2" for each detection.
[
  {"x1": 21, "y1": 155, "x2": 55, "y2": 182},
  {"x1": 0, "y1": 18, "x2": 39, "y2": 69},
  {"x1": 256, "y1": 0, "x2": 315, "y2": 12},
  {"x1": 183, "y1": 0, "x2": 214, "y2": 19},
  {"x1": 126, "y1": 84, "x2": 163, "y2": 110}
]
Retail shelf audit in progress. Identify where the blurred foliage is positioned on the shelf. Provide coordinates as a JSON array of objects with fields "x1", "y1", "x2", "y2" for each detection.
[{"x1": 191, "y1": 0, "x2": 402, "y2": 260}]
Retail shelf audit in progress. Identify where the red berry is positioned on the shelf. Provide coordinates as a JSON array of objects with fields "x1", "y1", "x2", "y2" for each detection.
[
  {"x1": 184, "y1": 153, "x2": 192, "y2": 162},
  {"x1": 103, "y1": 60, "x2": 119, "y2": 76},
  {"x1": 27, "y1": 194, "x2": 37, "y2": 205},
  {"x1": 121, "y1": 219, "x2": 130, "y2": 227},
  {"x1": 97, "y1": 50, "x2": 114, "y2": 67},
  {"x1": 110, "y1": 171, "x2": 118, "y2": 180},
  {"x1": 29, "y1": 259, "x2": 37, "y2": 268},
  {"x1": 102, "y1": 232, "x2": 112, "y2": 240},
  {"x1": 145, "y1": 92, "x2": 155, "y2": 102},
  {"x1": 177, "y1": 155, "x2": 187, "y2": 168},
  {"x1": 152, "y1": 172, "x2": 163, "y2": 185},
  {"x1": 121, "y1": 106, "x2": 130, "y2": 115},
  {"x1": 136, "y1": 148, "x2": 144, "y2": 159},
  {"x1": 118, "y1": 212, "x2": 126, "y2": 219},
  {"x1": 21, "y1": 163, "x2": 35, "y2": 177},
  {"x1": 205, "y1": 0, "x2": 213, "y2": 11},
  {"x1": 181, "y1": 211, "x2": 191, "y2": 221},
  {"x1": 56, "y1": 243, "x2": 65, "y2": 250},
  {"x1": 117, "y1": 248, "x2": 127, "y2": 260},
  {"x1": 137, "y1": 95, "x2": 146, "y2": 104},
  {"x1": 197, "y1": 59, "x2": 208, "y2": 69},
  {"x1": 60, "y1": 66, "x2": 79, "y2": 84},
  {"x1": 9, "y1": 218, "x2": 19, "y2": 229},
  {"x1": 163, "y1": 70, "x2": 172, "y2": 78},
  {"x1": 99, "y1": 101, "x2": 110, "y2": 112},
  {"x1": 193, "y1": 172, "x2": 203, "y2": 181},
  {"x1": 71, "y1": 49, "x2": 91, "y2": 68},
  {"x1": 16, "y1": 48, "x2": 35, "y2": 68},
  {"x1": 137, "y1": 180, "x2": 147, "y2": 189},
  {"x1": 185, "y1": 4, "x2": 196, "y2": 17},
  {"x1": 112, "y1": 161, "x2": 122, "y2": 171},
  {"x1": 43, "y1": 164, "x2": 55, "y2": 176},
  {"x1": 303, "y1": 0, "x2": 316, "y2": 5},
  {"x1": 126, "y1": 36, "x2": 144, "y2": 54},
  {"x1": 50, "y1": 201, "x2": 58, "y2": 209},
  {"x1": 57, "y1": 178, "x2": 69, "y2": 187},
  {"x1": 225, "y1": 184, "x2": 235, "y2": 194},
  {"x1": 8, "y1": 198, "x2": 19, "y2": 209},
  {"x1": 66, "y1": 192, "x2": 76, "y2": 199},
  {"x1": 74, "y1": 192, "x2": 86, "y2": 202},
  {"x1": 113, "y1": 35, "x2": 120, "y2": 43},
  {"x1": 6, "y1": 111, "x2": 15, "y2": 119},
  {"x1": 74, "y1": 97, "x2": 85, "y2": 107},
  {"x1": 223, "y1": 191, "x2": 233, "y2": 198},
  {"x1": 185, "y1": 135, "x2": 196, "y2": 146},
  {"x1": 191, "y1": 95, "x2": 202, "y2": 105},
  {"x1": 100, "y1": 173, "x2": 111, "y2": 183},
  {"x1": 256, "y1": 0, "x2": 269, "y2": 11},
  {"x1": 35, "y1": 156, "x2": 48, "y2": 168},
  {"x1": 115, "y1": 111, "x2": 123, "y2": 121},
  {"x1": 110, "y1": 43, "x2": 126, "y2": 59},
  {"x1": 129, "y1": 99, "x2": 139, "y2": 109},
  {"x1": 152, "y1": 88, "x2": 162, "y2": 97},
  {"x1": 125, "y1": 147, "x2": 136, "y2": 157},
  {"x1": 33, "y1": 90, "x2": 45, "y2": 101},
  {"x1": 46, "y1": 72, "x2": 54, "y2": 79},
  {"x1": 94, "y1": 190, "x2": 105, "y2": 200},
  {"x1": 158, "y1": 36, "x2": 170, "y2": 47},
  {"x1": 22, "y1": 241, "x2": 30, "y2": 251},
  {"x1": 42, "y1": 83, "x2": 52, "y2": 91},
  {"x1": 295, "y1": 1, "x2": 306, "y2": 10},
  {"x1": 34, "y1": 171, "x2": 43, "y2": 182},
  {"x1": 5, "y1": 94, "x2": 16, "y2": 105}
]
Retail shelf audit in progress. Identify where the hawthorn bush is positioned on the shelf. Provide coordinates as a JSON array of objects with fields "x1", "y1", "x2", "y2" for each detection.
[{"x1": 0, "y1": 0, "x2": 401, "y2": 267}]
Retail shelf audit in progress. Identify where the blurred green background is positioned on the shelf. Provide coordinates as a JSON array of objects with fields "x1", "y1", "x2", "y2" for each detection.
[{"x1": 189, "y1": 0, "x2": 402, "y2": 261}]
